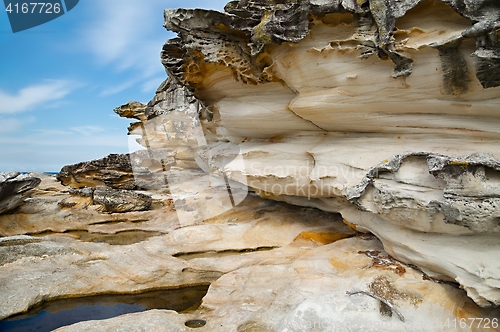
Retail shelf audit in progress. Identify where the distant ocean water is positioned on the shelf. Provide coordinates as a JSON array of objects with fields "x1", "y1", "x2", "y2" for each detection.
[{"x1": 18, "y1": 172, "x2": 58, "y2": 175}]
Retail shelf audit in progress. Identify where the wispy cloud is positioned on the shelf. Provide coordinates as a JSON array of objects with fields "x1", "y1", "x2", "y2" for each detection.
[
  {"x1": 34, "y1": 126, "x2": 106, "y2": 136},
  {"x1": 78, "y1": 0, "x2": 230, "y2": 95},
  {"x1": 34, "y1": 129, "x2": 73, "y2": 136},
  {"x1": 81, "y1": 1, "x2": 169, "y2": 77},
  {"x1": 0, "y1": 80, "x2": 75, "y2": 114},
  {"x1": 0, "y1": 116, "x2": 35, "y2": 134},
  {"x1": 1, "y1": 129, "x2": 127, "y2": 147}
]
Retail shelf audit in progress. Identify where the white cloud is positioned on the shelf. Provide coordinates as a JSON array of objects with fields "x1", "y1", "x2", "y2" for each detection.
[
  {"x1": 0, "y1": 80, "x2": 75, "y2": 114},
  {"x1": 34, "y1": 126, "x2": 106, "y2": 137},
  {"x1": 0, "y1": 131, "x2": 131, "y2": 172},
  {"x1": 78, "y1": 0, "x2": 229, "y2": 94},
  {"x1": 34, "y1": 129, "x2": 73, "y2": 136},
  {"x1": 0, "y1": 131, "x2": 128, "y2": 148},
  {"x1": 81, "y1": 1, "x2": 169, "y2": 76}
]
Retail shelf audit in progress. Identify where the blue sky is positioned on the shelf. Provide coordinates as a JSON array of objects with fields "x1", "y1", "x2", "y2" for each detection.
[{"x1": 0, "y1": 0, "x2": 228, "y2": 172}]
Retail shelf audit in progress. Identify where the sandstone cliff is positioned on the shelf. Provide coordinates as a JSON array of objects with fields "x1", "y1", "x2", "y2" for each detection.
[
  {"x1": 141, "y1": 0, "x2": 500, "y2": 310},
  {"x1": 1, "y1": 1, "x2": 500, "y2": 331}
]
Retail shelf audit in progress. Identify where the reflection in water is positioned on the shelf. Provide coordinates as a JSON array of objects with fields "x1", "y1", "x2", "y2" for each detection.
[{"x1": 0, "y1": 285, "x2": 209, "y2": 332}]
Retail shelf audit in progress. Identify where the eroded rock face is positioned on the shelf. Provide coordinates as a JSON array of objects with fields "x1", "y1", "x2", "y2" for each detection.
[
  {"x1": 142, "y1": 0, "x2": 500, "y2": 308},
  {"x1": 57, "y1": 154, "x2": 136, "y2": 190},
  {"x1": 92, "y1": 187, "x2": 152, "y2": 213},
  {"x1": 57, "y1": 150, "x2": 178, "y2": 190},
  {"x1": 36, "y1": 235, "x2": 500, "y2": 332},
  {"x1": 0, "y1": 172, "x2": 41, "y2": 215},
  {"x1": 2, "y1": 186, "x2": 500, "y2": 331},
  {"x1": 2, "y1": 1, "x2": 500, "y2": 330},
  {"x1": 60, "y1": 187, "x2": 152, "y2": 213}
]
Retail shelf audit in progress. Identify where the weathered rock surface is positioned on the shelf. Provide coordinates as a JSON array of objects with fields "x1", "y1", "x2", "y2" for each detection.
[
  {"x1": 2, "y1": 0, "x2": 500, "y2": 330},
  {"x1": 91, "y1": 187, "x2": 152, "y2": 213},
  {"x1": 57, "y1": 154, "x2": 137, "y2": 190},
  {"x1": 59, "y1": 187, "x2": 152, "y2": 213},
  {"x1": 0, "y1": 179, "x2": 353, "y2": 321},
  {"x1": 2, "y1": 184, "x2": 500, "y2": 331},
  {"x1": 0, "y1": 172, "x2": 41, "y2": 215},
  {"x1": 113, "y1": 101, "x2": 147, "y2": 121},
  {"x1": 0, "y1": 173, "x2": 170, "y2": 236},
  {"x1": 126, "y1": 0, "x2": 500, "y2": 309},
  {"x1": 45, "y1": 236, "x2": 500, "y2": 332},
  {"x1": 116, "y1": 79, "x2": 208, "y2": 171},
  {"x1": 57, "y1": 150, "x2": 178, "y2": 190}
]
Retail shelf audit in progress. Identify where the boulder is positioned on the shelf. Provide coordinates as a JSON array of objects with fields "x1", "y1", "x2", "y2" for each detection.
[
  {"x1": 92, "y1": 187, "x2": 152, "y2": 213},
  {"x1": 57, "y1": 150, "x2": 177, "y2": 190},
  {"x1": 0, "y1": 172, "x2": 41, "y2": 215},
  {"x1": 57, "y1": 154, "x2": 136, "y2": 190},
  {"x1": 60, "y1": 187, "x2": 152, "y2": 213}
]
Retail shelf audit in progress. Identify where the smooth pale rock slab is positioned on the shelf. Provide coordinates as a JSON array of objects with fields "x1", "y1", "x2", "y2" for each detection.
[
  {"x1": 0, "y1": 187, "x2": 355, "y2": 321},
  {"x1": 2, "y1": 175, "x2": 498, "y2": 330},
  {"x1": 55, "y1": 236, "x2": 500, "y2": 332},
  {"x1": 54, "y1": 310, "x2": 187, "y2": 332}
]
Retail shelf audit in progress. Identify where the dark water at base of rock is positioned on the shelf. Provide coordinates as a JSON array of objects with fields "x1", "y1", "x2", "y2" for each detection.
[{"x1": 0, "y1": 285, "x2": 209, "y2": 332}]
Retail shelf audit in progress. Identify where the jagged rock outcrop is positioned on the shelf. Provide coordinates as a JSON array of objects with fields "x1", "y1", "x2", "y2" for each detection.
[
  {"x1": 113, "y1": 101, "x2": 147, "y2": 121},
  {"x1": 0, "y1": 172, "x2": 41, "y2": 215},
  {"x1": 0, "y1": 173, "x2": 173, "y2": 237},
  {"x1": 119, "y1": 0, "x2": 500, "y2": 309},
  {"x1": 115, "y1": 80, "x2": 208, "y2": 170},
  {"x1": 57, "y1": 150, "x2": 178, "y2": 190},
  {"x1": 57, "y1": 154, "x2": 137, "y2": 190}
]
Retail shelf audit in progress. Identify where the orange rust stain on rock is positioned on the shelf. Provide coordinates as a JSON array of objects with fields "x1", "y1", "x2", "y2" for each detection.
[
  {"x1": 342, "y1": 219, "x2": 358, "y2": 232},
  {"x1": 294, "y1": 231, "x2": 352, "y2": 245},
  {"x1": 328, "y1": 255, "x2": 350, "y2": 271},
  {"x1": 455, "y1": 301, "x2": 500, "y2": 332}
]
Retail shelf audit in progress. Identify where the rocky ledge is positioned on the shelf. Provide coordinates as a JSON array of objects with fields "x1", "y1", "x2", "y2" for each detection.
[
  {"x1": 153, "y1": 0, "x2": 500, "y2": 308},
  {"x1": 2, "y1": 175, "x2": 500, "y2": 331}
]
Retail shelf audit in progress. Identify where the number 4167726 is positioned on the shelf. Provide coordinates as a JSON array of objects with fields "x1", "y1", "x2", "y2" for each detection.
[
  {"x1": 5, "y1": 2, "x2": 61, "y2": 14},
  {"x1": 443, "y1": 318, "x2": 499, "y2": 329}
]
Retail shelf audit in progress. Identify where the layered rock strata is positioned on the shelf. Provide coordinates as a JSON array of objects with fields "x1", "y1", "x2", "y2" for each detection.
[
  {"x1": 57, "y1": 150, "x2": 177, "y2": 190},
  {"x1": 0, "y1": 172, "x2": 41, "y2": 215},
  {"x1": 2, "y1": 179, "x2": 500, "y2": 331},
  {"x1": 2, "y1": 0, "x2": 500, "y2": 330},
  {"x1": 126, "y1": 0, "x2": 500, "y2": 308}
]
